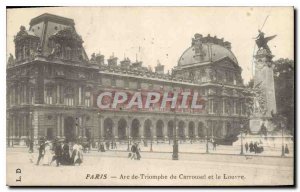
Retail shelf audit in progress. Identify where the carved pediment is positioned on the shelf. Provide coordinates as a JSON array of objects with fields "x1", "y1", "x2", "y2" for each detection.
[
  {"x1": 49, "y1": 27, "x2": 83, "y2": 47},
  {"x1": 213, "y1": 57, "x2": 241, "y2": 71}
]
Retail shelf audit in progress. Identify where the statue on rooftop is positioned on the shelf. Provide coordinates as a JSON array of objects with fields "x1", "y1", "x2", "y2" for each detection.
[{"x1": 254, "y1": 30, "x2": 276, "y2": 53}]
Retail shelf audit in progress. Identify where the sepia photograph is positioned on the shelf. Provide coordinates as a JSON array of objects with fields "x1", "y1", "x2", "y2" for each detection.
[{"x1": 5, "y1": 6, "x2": 294, "y2": 186}]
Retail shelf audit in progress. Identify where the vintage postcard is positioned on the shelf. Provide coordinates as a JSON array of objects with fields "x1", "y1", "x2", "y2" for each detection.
[{"x1": 6, "y1": 7, "x2": 294, "y2": 186}]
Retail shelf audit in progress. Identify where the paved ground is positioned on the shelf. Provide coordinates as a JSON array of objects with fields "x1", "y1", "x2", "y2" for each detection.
[{"x1": 6, "y1": 148, "x2": 294, "y2": 186}]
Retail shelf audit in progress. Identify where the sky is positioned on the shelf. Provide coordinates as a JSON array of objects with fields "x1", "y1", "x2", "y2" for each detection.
[{"x1": 6, "y1": 7, "x2": 294, "y2": 83}]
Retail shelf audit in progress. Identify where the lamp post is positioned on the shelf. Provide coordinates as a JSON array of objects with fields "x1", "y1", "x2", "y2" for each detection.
[
  {"x1": 29, "y1": 111, "x2": 33, "y2": 152},
  {"x1": 127, "y1": 126, "x2": 130, "y2": 151},
  {"x1": 206, "y1": 126, "x2": 209, "y2": 153},
  {"x1": 281, "y1": 122, "x2": 285, "y2": 157},
  {"x1": 240, "y1": 124, "x2": 244, "y2": 155},
  {"x1": 97, "y1": 112, "x2": 101, "y2": 145},
  {"x1": 150, "y1": 126, "x2": 153, "y2": 152},
  {"x1": 172, "y1": 110, "x2": 179, "y2": 160}
]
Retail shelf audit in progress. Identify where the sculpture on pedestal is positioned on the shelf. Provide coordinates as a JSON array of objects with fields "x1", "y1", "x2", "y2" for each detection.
[{"x1": 249, "y1": 30, "x2": 277, "y2": 134}]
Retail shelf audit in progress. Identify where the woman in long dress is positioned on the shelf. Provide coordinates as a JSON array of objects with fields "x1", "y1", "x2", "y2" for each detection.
[
  {"x1": 71, "y1": 143, "x2": 83, "y2": 165},
  {"x1": 43, "y1": 141, "x2": 52, "y2": 165}
]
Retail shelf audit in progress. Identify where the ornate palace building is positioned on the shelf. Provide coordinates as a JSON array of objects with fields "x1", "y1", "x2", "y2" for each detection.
[{"x1": 7, "y1": 13, "x2": 249, "y2": 145}]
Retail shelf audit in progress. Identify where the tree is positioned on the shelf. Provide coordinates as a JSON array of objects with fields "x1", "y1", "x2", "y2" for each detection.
[{"x1": 273, "y1": 58, "x2": 294, "y2": 135}]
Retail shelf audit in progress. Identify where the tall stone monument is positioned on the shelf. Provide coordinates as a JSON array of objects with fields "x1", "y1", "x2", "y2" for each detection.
[{"x1": 249, "y1": 30, "x2": 277, "y2": 134}]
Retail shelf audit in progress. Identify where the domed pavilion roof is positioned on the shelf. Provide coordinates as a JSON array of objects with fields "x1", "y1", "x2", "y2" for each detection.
[{"x1": 177, "y1": 34, "x2": 238, "y2": 67}]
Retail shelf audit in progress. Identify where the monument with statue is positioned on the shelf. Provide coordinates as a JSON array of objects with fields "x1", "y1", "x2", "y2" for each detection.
[
  {"x1": 233, "y1": 30, "x2": 293, "y2": 156},
  {"x1": 250, "y1": 30, "x2": 277, "y2": 133}
]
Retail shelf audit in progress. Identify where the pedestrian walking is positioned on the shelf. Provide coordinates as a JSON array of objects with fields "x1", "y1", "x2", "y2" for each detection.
[
  {"x1": 28, "y1": 139, "x2": 34, "y2": 153},
  {"x1": 254, "y1": 142, "x2": 258, "y2": 154},
  {"x1": 213, "y1": 141, "x2": 217, "y2": 151},
  {"x1": 130, "y1": 143, "x2": 137, "y2": 160},
  {"x1": 105, "y1": 141, "x2": 110, "y2": 150},
  {"x1": 72, "y1": 142, "x2": 83, "y2": 165},
  {"x1": 285, "y1": 144, "x2": 289, "y2": 155},
  {"x1": 136, "y1": 143, "x2": 141, "y2": 160},
  {"x1": 62, "y1": 141, "x2": 71, "y2": 165},
  {"x1": 245, "y1": 142, "x2": 249, "y2": 153},
  {"x1": 36, "y1": 141, "x2": 45, "y2": 165},
  {"x1": 249, "y1": 141, "x2": 254, "y2": 153},
  {"x1": 42, "y1": 141, "x2": 52, "y2": 165},
  {"x1": 50, "y1": 140, "x2": 63, "y2": 167}
]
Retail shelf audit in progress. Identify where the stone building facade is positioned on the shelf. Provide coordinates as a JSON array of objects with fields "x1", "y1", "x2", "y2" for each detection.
[{"x1": 7, "y1": 13, "x2": 249, "y2": 145}]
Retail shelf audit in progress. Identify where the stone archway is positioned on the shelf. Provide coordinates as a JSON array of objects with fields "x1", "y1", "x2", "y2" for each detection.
[
  {"x1": 118, "y1": 118, "x2": 127, "y2": 139},
  {"x1": 188, "y1": 121, "x2": 195, "y2": 139},
  {"x1": 104, "y1": 118, "x2": 113, "y2": 139},
  {"x1": 131, "y1": 119, "x2": 140, "y2": 139},
  {"x1": 167, "y1": 120, "x2": 174, "y2": 138},
  {"x1": 156, "y1": 120, "x2": 164, "y2": 139},
  {"x1": 64, "y1": 116, "x2": 76, "y2": 142},
  {"x1": 178, "y1": 120, "x2": 185, "y2": 139},
  {"x1": 144, "y1": 119, "x2": 152, "y2": 139},
  {"x1": 198, "y1": 122, "x2": 206, "y2": 138}
]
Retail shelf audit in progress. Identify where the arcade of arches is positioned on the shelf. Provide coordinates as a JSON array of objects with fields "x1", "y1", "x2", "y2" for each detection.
[{"x1": 99, "y1": 116, "x2": 234, "y2": 140}]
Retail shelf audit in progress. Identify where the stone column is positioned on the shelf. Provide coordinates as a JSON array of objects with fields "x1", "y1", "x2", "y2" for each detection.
[
  {"x1": 56, "y1": 114, "x2": 60, "y2": 137},
  {"x1": 113, "y1": 118, "x2": 118, "y2": 140},
  {"x1": 195, "y1": 122, "x2": 199, "y2": 139},
  {"x1": 152, "y1": 125, "x2": 156, "y2": 139},
  {"x1": 56, "y1": 84, "x2": 60, "y2": 104},
  {"x1": 184, "y1": 122, "x2": 189, "y2": 139},
  {"x1": 126, "y1": 117, "x2": 132, "y2": 138},
  {"x1": 61, "y1": 116, "x2": 64, "y2": 137},
  {"x1": 222, "y1": 98, "x2": 225, "y2": 114},
  {"x1": 99, "y1": 116, "x2": 104, "y2": 140},
  {"x1": 78, "y1": 86, "x2": 82, "y2": 106},
  {"x1": 163, "y1": 121, "x2": 168, "y2": 141},
  {"x1": 140, "y1": 120, "x2": 144, "y2": 139}
]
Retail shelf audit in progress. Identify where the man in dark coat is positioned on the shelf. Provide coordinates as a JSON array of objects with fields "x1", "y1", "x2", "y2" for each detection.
[
  {"x1": 245, "y1": 142, "x2": 249, "y2": 153},
  {"x1": 51, "y1": 141, "x2": 63, "y2": 167},
  {"x1": 62, "y1": 141, "x2": 70, "y2": 165},
  {"x1": 249, "y1": 141, "x2": 254, "y2": 153},
  {"x1": 136, "y1": 143, "x2": 141, "y2": 160},
  {"x1": 130, "y1": 143, "x2": 137, "y2": 160},
  {"x1": 285, "y1": 144, "x2": 289, "y2": 154},
  {"x1": 36, "y1": 141, "x2": 45, "y2": 165},
  {"x1": 254, "y1": 142, "x2": 258, "y2": 154}
]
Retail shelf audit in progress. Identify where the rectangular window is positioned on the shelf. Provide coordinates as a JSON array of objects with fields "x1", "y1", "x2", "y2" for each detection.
[
  {"x1": 85, "y1": 91, "x2": 91, "y2": 107},
  {"x1": 45, "y1": 87, "x2": 53, "y2": 104}
]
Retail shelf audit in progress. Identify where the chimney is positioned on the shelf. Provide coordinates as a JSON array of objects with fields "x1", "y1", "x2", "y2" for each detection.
[
  {"x1": 107, "y1": 55, "x2": 118, "y2": 67},
  {"x1": 120, "y1": 57, "x2": 131, "y2": 69},
  {"x1": 155, "y1": 60, "x2": 164, "y2": 74},
  {"x1": 95, "y1": 54, "x2": 105, "y2": 65}
]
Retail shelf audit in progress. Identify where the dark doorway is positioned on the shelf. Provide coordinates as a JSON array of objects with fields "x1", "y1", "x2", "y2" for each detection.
[
  {"x1": 64, "y1": 117, "x2": 76, "y2": 142},
  {"x1": 188, "y1": 121, "x2": 195, "y2": 139},
  {"x1": 198, "y1": 122, "x2": 205, "y2": 138},
  {"x1": 131, "y1": 119, "x2": 140, "y2": 139},
  {"x1": 104, "y1": 118, "x2": 113, "y2": 139},
  {"x1": 47, "y1": 128, "x2": 54, "y2": 140},
  {"x1": 144, "y1": 119, "x2": 152, "y2": 139},
  {"x1": 118, "y1": 118, "x2": 127, "y2": 139},
  {"x1": 167, "y1": 121, "x2": 174, "y2": 138},
  {"x1": 178, "y1": 120, "x2": 185, "y2": 139},
  {"x1": 156, "y1": 120, "x2": 164, "y2": 139}
]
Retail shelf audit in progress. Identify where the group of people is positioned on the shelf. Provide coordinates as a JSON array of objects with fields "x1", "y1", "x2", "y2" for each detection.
[
  {"x1": 244, "y1": 141, "x2": 264, "y2": 154},
  {"x1": 35, "y1": 139, "x2": 84, "y2": 167},
  {"x1": 97, "y1": 141, "x2": 117, "y2": 152},
  {"x1": 129, "y1": 143, "x2": 141, "y2": 160}
]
